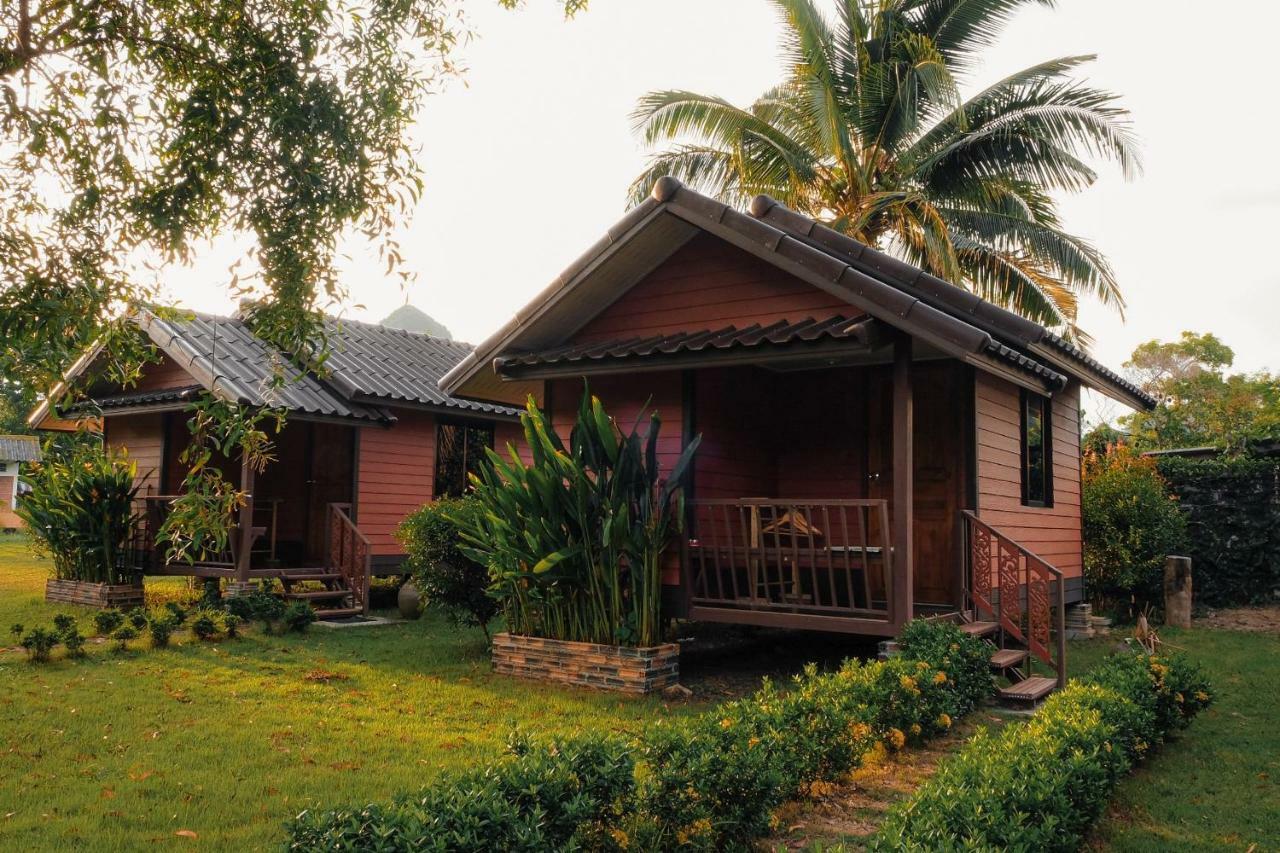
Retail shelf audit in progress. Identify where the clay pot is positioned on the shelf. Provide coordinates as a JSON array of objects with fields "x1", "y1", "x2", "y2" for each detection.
[{"x1": 397, "y1": 580, "x2": 423, "y2": 619}]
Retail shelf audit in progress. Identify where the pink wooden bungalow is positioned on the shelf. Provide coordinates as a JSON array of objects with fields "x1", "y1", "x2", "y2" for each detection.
[
  {"x1": 442, "y1": 177, "x2": 1155, "y2": 701},
  {"x1": 31, "y1": 308, "x2": 522, "y2": 617}
]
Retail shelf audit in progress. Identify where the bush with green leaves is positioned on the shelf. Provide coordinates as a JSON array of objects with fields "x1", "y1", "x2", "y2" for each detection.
[
  {"x1": 111, "y1": 624, "x2": 138, "y2": 652},
  {"x1": 190, "y1": 610, "x2": 221, "y2": 641},
  {"x1": 93, "y1": 608, "x2": 125, "y2": 637},
  {"x1": 870, "y1": 651, "x2": 1212, "y2": 852},
  {"x1": 453, "y1": 390, "x2": 700, "y2": 648},
  {"x1": 223, "y1": 613, "x2": 243, "y2": 638},
  {"x1": 126, "y1": 608, "x2": 149, "y2": 631},
  {"x1": 148, "y1": 612, "x2": 179, "y2": 648},
  {"x1": 163, "y1": 601, "x2": 189, "y2": 625},
  {"x1": 16, "y1": 445, "x2": 141, "y2": 584},
  {"x1": 1083, "y1": 443, "x2": 1188, "y2": 612},
  {"x1": 52, "y1": 614, "x2": 77, "y2": 636},
  {"x1": 285, "y1": 620, "x2": 988, "y2": 851},
  {"x1": 226, "y1": 586, "x2": 286, "y2": 632},
  {"x1": 17, "y1": 626, "x2": 59, "y2": 662},
  {"x1": 398, "y1": 496, "x2": 498, "y2": 641},
  {"x1": 282, "y1": 600, "x2": 316, "y2": 633}
]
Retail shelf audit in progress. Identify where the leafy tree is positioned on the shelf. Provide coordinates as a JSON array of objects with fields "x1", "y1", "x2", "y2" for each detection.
[
  {"x1": 1120, "y1": 332, "x2": 1280, "y2": 452},
  {"x1": 0, "y1": 0, "x2": 582, "y2": 554},
  {"x1": 630, "y1": 0, "x2": 1138, "y2": 338}
]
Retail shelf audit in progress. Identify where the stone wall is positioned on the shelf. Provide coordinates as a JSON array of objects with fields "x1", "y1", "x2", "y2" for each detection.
[{"x1": 491, "y1": 633, "x2": 679, "y2": 694}]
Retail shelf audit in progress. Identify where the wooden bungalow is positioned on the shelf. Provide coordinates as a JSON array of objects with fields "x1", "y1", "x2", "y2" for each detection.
[
  {"x1": 31, "y1": 308, "x2": 521, "y2": 617},
  {"x1": 0, "y1": 435, "x2": 41, "y2": 530},
  {"x1": 441, "y1": 177, "x2": 1155, "y2": 699}
]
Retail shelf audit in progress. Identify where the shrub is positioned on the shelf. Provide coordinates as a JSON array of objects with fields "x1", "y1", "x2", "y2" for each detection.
[
  {"x1": 19, "y1": 626, "x2": 58, "y2": 662},
  {"x1": 126, "y1": 608, "x2": 149, "y2": 631},
  {"x1": 282, "y1": 601, "x2": 316, "y2": 633},
  {"x1": 453, "y1": 390, "x2": 700, "y2": 647},
  {"x1": 111, "y1": 624, "x2": 138, "y2": 652},
  {"x1": 897, "y1": 618, "x2": 993, "y2": 718},
  {"x1": 93, "y1": 608, "x2": 124, "y2": 636},
  {"x1": 398, "y1": 496, "x2": 497, "y2": 640},
  {"x1": 286, "y1": 620, "x2": 988, "y2": 852},
  {"x1": 61, "y1": 627, "x2": 86, "y2": 658},
  {"x1": 1155, "y1": 455, "x2": 1280, "y2": 607},
  {"x1": 52, "y1": 614, "x2": 77, "y2": 636},
  {"x1": 163, "y1": 601, "x2": 189, "y2": 625},
  {"x1": 148, "y1": 612, "x2": 178, "y2": 648},
  {"x1": 227, "y1": 586, "x2": 285, "y2": 631},
  {"x1": 871, "y1": 651, "x2": 1212, "y2": 852},
  {"x1": 190, "y1": 610, "x2": 220, "y2": 641},
  {"x1": 1083, "y1": 444, "x2": 1188, "y2": 612},
  {"x1": 17, "y1": 445, "x2": 141, "y2": 584},
  {"x1": 223, "y1": 613, "x2": 243, "y2": 638}
]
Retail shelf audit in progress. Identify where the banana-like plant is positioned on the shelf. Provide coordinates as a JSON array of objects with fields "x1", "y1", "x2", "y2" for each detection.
[{"x1": 451, "y1": 390, "x2": 700, "y2": 647}]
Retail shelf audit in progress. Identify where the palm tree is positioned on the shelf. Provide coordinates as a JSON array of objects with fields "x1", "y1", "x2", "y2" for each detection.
[{"x1": 629, "y1": 0, "x2": 1139, "y2": 338}]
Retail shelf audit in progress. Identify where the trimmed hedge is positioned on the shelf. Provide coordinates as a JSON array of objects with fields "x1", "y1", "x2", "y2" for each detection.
[
  {"x1": 1155, "y1": 456, "x2": 1280, "y2": 607},
  {"x1": 870, "y1": 651, "x2": 1213, "y2": 852},
  {"x1": 284, "y1": 620, "x2": 992, "y2": 851}
]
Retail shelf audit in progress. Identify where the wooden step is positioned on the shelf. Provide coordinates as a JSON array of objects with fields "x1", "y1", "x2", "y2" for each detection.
[
  {"x1": 959, "y1": 620, "x2": 998, "y2": 637},
  {"x1": 284, "y1": 589, "x2": 351, "y2": 601},
  {"x1": 989, "y1": 648, "x2": 1027, "y2": 669},
  {"x1": 314, "y1": 607, "x2": 362, "y2": 621},
  {"x1": 999, "y1": 676, "x2": 1058, "y2": 704},
  {"x1": 281, "y1": 572, "x2": 341, "y2": 582}
]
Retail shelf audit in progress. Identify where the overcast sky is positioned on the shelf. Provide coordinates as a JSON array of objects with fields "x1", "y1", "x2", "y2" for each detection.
[{"x1": 164, "y1": 0, "x2": 1280, "y2": 420}]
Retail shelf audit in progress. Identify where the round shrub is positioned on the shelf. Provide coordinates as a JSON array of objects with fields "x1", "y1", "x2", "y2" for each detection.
[
  {"x1": 190, "y1": 610, "x2": 220, "y2": 641},
  {"x1": 111, "y1": 624, "x2": 138, "y2": 652},
  {"x1": 398, "y1": 496, "x2": 497, "y2": 640},
  {"x1": 282, "y1": 600, "x2": 316, "y2": 633},
  {"x1": 148, "y1": 612, "x2": 178, "y2": 648},
  {"x1": 93, "y1": 608, "x2": 124, "y2": 636},
  {"x1": 1083, "y1": 444, "x2": 1188, "y2": 613}
]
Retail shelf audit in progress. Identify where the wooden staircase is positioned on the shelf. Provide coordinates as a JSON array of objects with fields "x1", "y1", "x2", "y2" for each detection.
[
  {"x1": 961, "y1": 511, "x2": 1067, "y2": 708},
  {"x1": 280, "y1": 571, "x2": 363, "y2": 620},
  {"x1": 278, "y1": 503, "x2": 371, "y2": 621}
]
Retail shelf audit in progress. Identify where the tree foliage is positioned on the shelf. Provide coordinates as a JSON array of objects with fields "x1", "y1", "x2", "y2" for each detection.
[
  {"x1": 1119, "y1": 332, "x2": 1280, "y2": 453},
  {"x1": 630, "y1": 0, "x2": 1138, "y2": 339}
]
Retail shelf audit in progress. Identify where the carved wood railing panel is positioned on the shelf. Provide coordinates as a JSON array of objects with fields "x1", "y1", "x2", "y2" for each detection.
[
  {"x1": 683, "y1": 499, "x2": 893, "y2": 623},
  {"x1": 324, "y1": 502, "x2": 371, "y2": 615},
  {"x1": 962, "y1": 510, "x2": 1066, "y2": 687}
]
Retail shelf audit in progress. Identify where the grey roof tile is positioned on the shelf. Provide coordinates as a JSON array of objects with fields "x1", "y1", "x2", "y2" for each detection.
[{"x1": 0, "y1": 435, "x2": 41, "y2": 462}]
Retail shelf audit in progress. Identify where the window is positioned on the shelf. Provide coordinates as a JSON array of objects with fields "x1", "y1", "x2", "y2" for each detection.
[
  {"x1": 434, "y1": 420, "x2": 495, "y2": 499},
  {"x1": 1020, "y1": 392, "x2": 1053, "y2": 507}
]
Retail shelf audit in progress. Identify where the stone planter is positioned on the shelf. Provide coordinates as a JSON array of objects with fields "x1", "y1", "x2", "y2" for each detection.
[
  {"x1": 492, "y1": 632, "x2": 679, "y2": 694},
  {"x1": 45, "y1": 578, "x2": 145, "y2": 610}
]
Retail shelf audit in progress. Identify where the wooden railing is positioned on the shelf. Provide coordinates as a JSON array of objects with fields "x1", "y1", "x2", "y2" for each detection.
[
  {"x1": 324, "y1": 502, "x2": 370, "y2": 615},
  {"x1": 962, "y1": 510, "x2": 1066, "y2": 687},
  {"x1": 683, "y1": 499, "x2": 893, "y2": 627}
]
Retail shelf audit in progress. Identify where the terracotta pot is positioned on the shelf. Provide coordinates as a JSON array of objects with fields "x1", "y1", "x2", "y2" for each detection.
[{"x1": 397, "y1": 580, "x2": 423, "y2": 619}]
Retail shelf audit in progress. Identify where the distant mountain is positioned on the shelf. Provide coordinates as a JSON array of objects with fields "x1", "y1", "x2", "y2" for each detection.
[{"x1": 379, "y1": 305, "x2": 452, "y2": 340}]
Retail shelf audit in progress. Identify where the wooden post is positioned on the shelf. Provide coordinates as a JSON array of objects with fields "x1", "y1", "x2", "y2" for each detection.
[
  {"x1": 235, "y1": 457, "x2": 255, "y2": 585},
  {"x1": 1164, "y1": 555, "x2": 1192, "y2": 628},
  {"x1": 891, "y1": 334, "x2": 914, "y2": 628}
]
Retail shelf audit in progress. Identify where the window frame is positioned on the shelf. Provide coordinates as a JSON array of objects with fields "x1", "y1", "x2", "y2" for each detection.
[
  {"x1": 432, "y1": 417, "x2": 496, "y2": 500},
  {"x1": 1019, "y1": 390, "x2": 1054, "y2": 508}
]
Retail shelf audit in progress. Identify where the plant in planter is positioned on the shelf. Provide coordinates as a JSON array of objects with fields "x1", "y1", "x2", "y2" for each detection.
[
  {"x1": 399, "y1": 496, "x2": 497, "y2": 640},
  {"x1": 19, "y1": 446, "x2": 144, "y2": 605},
  {"x1": 452, "y1": 389, "x2": 699, "y2": 690}
]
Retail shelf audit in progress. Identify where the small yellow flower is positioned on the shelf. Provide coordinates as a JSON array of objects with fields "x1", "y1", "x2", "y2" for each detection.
[
  {"x1": 937, "y1": 713, "x2": 952, "y2": 729},
  {"x1": 1104, "y1": 741, "x2": 1112, "y2": 752},
  {"x1": 1195, "y1": 690, "x2": 1210, "y2": 702},
  {"x1": 720, "y1": 717, "x2": 733, "y2": 729},
  {"x1": 849, "y1": 722, "x2": 872, "y2": 740},
  {"x1": 909, "y1": 723, "x2": 922, "y2": 736},
  {"x1": 675, "y1": 830, "x2": 689, "y2": 845},
  {"x1": 916, "y1": 660, "x2": 929, "y2": 671},
  {"x1": 748, "y1": 736, "x2": 760, "y2": 749},
  {"x1": 899, "y1": 675, "x2": 918, "y2": 692},
  {"x1": 1175, "y1": 692, "x2": 1185, "y2": 704},
  {"x1": 933, "y1": 671, "x2": 948, "y2": 685},
  {"x1": 887, "y1": 728, "x2": 906, "y2": 750},
  {"x1": 609, "y1": 828, "x2": 630, "y2": 849}
]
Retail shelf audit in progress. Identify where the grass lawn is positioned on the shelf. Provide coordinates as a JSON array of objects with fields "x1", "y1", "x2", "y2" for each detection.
[
  {"x1": 0, "y1": 535, "x2": 709, "y2": 850},
  {"x1": 1073, "y1": 628, "x2": 1280, "y2": 852}
]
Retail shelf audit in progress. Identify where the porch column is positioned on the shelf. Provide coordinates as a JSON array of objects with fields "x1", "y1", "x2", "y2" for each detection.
[
  {"x1": 892, "y1": 334, "x2": 914, "y2": 628},
  {"x1": 234, "y1": 456, "x2": 255, "y2": 586}
]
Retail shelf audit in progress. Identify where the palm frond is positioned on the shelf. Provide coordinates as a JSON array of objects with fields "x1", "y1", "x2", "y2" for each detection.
[{"x1": 909, "y1": 0, "x2": 1056, "y2": 68}]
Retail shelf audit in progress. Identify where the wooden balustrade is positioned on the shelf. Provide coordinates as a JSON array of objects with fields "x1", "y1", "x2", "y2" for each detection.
[
  {"x1": 962, "y1": 510, "x2": 1066, "y2": 687},
  {"x1": 324, "y1": 502, "x2": 370, "y2": 616},
  {"x1": 683, "y1": 499, "x2": 894, "y2": 629}
]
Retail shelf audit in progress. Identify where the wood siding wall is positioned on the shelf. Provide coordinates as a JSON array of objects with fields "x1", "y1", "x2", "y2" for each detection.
[
  {"x1": 104, "y1": 413, "x2": 166, "y2": 495},
  {"x1": 974, "y1": 373, "x2": 1083, "y2": 587},
  {"x1": 356, "y1": 410, "x2": 436, "y2": 556},
  {"x1": 572, "y1": 232, "x2": 858, "y2": 343},
  {"x1": 134, "y1": 354, "x2": 199, "y2": 392}
]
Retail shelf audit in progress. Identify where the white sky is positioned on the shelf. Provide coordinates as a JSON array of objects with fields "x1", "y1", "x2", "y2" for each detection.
[{"x1": 163, "y1": 0, "x2": 1280, "y2": 421}]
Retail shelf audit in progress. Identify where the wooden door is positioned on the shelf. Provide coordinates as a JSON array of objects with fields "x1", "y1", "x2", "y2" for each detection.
[
  {"x1": 305, "y1": 423, "x2": 356, "y2": 563},
  {"x1": 911, "y1": 362, "x2": 966, "y2": 605}
]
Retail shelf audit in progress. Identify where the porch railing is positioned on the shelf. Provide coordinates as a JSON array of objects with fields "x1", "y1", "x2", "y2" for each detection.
[
  {"x1": 683, "y1": 499, "x2": 893, "y2": 625},
  {"x1": 324, "y1": 502, "x2": 370, "y2": 616},
  {"x1": 962, "y1": 510, "x2": 1066, "y2": 687},
  {"x1": 130, "y1": 495, "x2": 281, "y2": 575}
]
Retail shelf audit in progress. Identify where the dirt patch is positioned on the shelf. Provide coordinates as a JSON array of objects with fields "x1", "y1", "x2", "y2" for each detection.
[
  {"x1": 761, "y1": 711, "x2": 1011, "y2": 850},
  {"x1": 1197, "y1": 606, "x2": 1280, "y2": 634}
]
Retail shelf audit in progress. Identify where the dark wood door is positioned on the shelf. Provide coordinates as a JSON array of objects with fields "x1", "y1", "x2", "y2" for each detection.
[
  {"x1": 911, "y1": 362, "x2": 966, "y2": 605},
  {"x1": 305, "y1": 423, "x2": 356, "y2": 563}
]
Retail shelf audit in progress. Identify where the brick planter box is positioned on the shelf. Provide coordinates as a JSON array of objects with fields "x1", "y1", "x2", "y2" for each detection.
[
  {"x1": 45, "y1": 578, "x2": 145, "y2": 610},
  {"x1": 492, "y1": 632, "x2": 679, "y2": 694}
]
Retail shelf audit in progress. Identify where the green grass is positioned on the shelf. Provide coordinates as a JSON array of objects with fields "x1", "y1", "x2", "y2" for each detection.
[
  {"x1": 1071, "y1": 629, "x2": 1280, "y2": 851},
  {"x1": 0, "y1": 535, "x2": 708, "y2": 850}
]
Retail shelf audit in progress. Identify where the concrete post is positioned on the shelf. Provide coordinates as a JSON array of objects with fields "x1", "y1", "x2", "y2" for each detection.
[{"x1": 1163, "y1": 555, "x2": 1192, "y2": 629}]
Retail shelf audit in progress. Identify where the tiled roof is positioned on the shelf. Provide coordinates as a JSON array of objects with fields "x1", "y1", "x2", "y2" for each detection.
[
  {"x1": 496, "y1": 315, "x2": 881, "y2": 372},
  {"x1": 71, "y1": 385, "x2": 204, "y2": 414},
  {"x1": 0, "y1": 435, "x2": 41, "y2": 462}
]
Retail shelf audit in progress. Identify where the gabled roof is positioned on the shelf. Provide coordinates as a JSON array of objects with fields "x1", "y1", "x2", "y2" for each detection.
[
  {"x1": 441, "y1": 177, "x2": 1155, "y2": 411},
  {"x1": 31, "y1": 307, "x2": 520, "y2": 428},
  {"x1": 0, "y1": 435, "x2": 41, "y2": 462}
]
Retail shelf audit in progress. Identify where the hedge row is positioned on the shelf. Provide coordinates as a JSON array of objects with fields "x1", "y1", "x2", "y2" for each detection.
[
  {"x1": 1155, "y1": 455, "x2": 1280, "y2": 606},
  {"x1": 285, "y1": 620, "x2": 992, "y2": 851},
  {"x1": 870, "y1": 651, "x2": 1213, "y2": 852}
]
